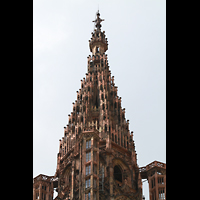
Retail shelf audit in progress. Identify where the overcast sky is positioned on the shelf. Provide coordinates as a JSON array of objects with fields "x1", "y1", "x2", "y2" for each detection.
[{"x1": 33, "y1": 0, "x2": 166, "y2": 199}]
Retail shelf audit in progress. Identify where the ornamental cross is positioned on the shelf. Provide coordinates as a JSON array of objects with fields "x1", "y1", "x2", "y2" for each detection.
[{"x1": 92, "y1": 10, "x2": 104, "y2": 30}]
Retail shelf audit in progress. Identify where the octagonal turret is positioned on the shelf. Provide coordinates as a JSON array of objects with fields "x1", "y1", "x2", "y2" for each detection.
[{"x1": 89, "y1": 11, "x2": 108, "y2": 55}]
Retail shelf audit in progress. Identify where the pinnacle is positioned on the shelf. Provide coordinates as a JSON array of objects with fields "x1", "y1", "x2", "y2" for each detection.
[{"x1": 92, "y1": 10, "x2": 104, "y2": 31}]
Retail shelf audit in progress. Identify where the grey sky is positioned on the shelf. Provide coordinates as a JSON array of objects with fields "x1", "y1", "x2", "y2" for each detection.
[{"x1": 33, "y1": 0, "x2": 166, "y2": 199}]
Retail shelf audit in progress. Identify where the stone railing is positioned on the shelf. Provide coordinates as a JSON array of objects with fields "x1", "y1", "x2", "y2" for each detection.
[
  {"x1": 139, "y1": 161, "x2": 166, "y2": 173},
  {"x1": 146, "y1": 161, "x2": 166, "y2": 171},
  {"x1": 33, "y1": 174, "x2": 57, "y2": 183},
  {"x1": 139, "y1": 166, "x2": 146, "y2": 173}
]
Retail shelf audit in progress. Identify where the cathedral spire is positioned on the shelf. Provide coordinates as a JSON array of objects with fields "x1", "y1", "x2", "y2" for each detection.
[{"x1": 33, "y1": 11, "x2": 166, "y2": 200}]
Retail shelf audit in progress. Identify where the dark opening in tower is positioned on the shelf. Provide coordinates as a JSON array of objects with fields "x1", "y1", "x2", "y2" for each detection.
[
  {"x1": 114, "y1": 165, "x2": 122, "y2": 183},
  {"x1": 95, "y1": 91, "x2": 99, "y2": 108}
]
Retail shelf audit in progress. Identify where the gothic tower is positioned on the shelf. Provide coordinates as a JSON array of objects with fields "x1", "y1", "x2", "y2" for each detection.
[
  {"x1": 140, "y1": 161, "x2": 166, "y2": 200},
  {"x1": 33, "y1": 11, "x2": 166, "y2": 200},
  {"x1": 54, "y1": 11, "x2": 143, "y2": 200}
]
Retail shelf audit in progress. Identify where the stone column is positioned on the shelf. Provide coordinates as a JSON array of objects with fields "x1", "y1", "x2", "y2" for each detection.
[
  {"x1": 71, "y1": 161, "x2": 75, "y2": 200},
  {"x1": 155, "y1": 171, "x2": 158, "y2": 200},
  {"x1": 96, "y1": 139, "x2": 99, "y2": 200},
  {"x1": 39, "y1": 183, "x2": 42, "y2": 199},
  {"x1": 147, "y1": 176, "x2": 152, "y2": 200},
  {"x1": 109, "y1": 163, "x2": 114, "y2": 200},
  {"x1": 83, "y1": 137, "x2": 86, "y2": 200},
  {"x1": 106, "y1": 133, "x2": 110, "y2": 149},
  {"x1": 79, "y1": 143, "x2": 82, "y2": 200},
  {"x1": 91, "y1": 136, "x2": 94, "y2": 200},
  {"x1": 46, "y1": 186, "x2": 49, "y2": 200},
  {"x1": 50, "y1": 184, "x2": 53, "y2": 200},
  {"x1": 33, "y1": 187, "x2": 36, "y2": 200}
]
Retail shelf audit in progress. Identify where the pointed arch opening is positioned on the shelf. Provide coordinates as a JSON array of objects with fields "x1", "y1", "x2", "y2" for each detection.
[{"x1": 114, "y1": 165, "x2": 122, "y2": 183}]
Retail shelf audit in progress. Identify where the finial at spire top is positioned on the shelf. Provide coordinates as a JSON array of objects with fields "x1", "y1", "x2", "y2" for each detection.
[{"x1": 92, "y1": 10, "x2": 104, "y2": 31}]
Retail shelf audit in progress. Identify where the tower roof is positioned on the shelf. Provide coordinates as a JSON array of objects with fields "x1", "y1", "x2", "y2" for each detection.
[
  {"x1": 89, "y1": 11, "x2": 108, "y2": 54},
  {"x1": 62, "y1": 11, "x2": 132, "y2": 152}
]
